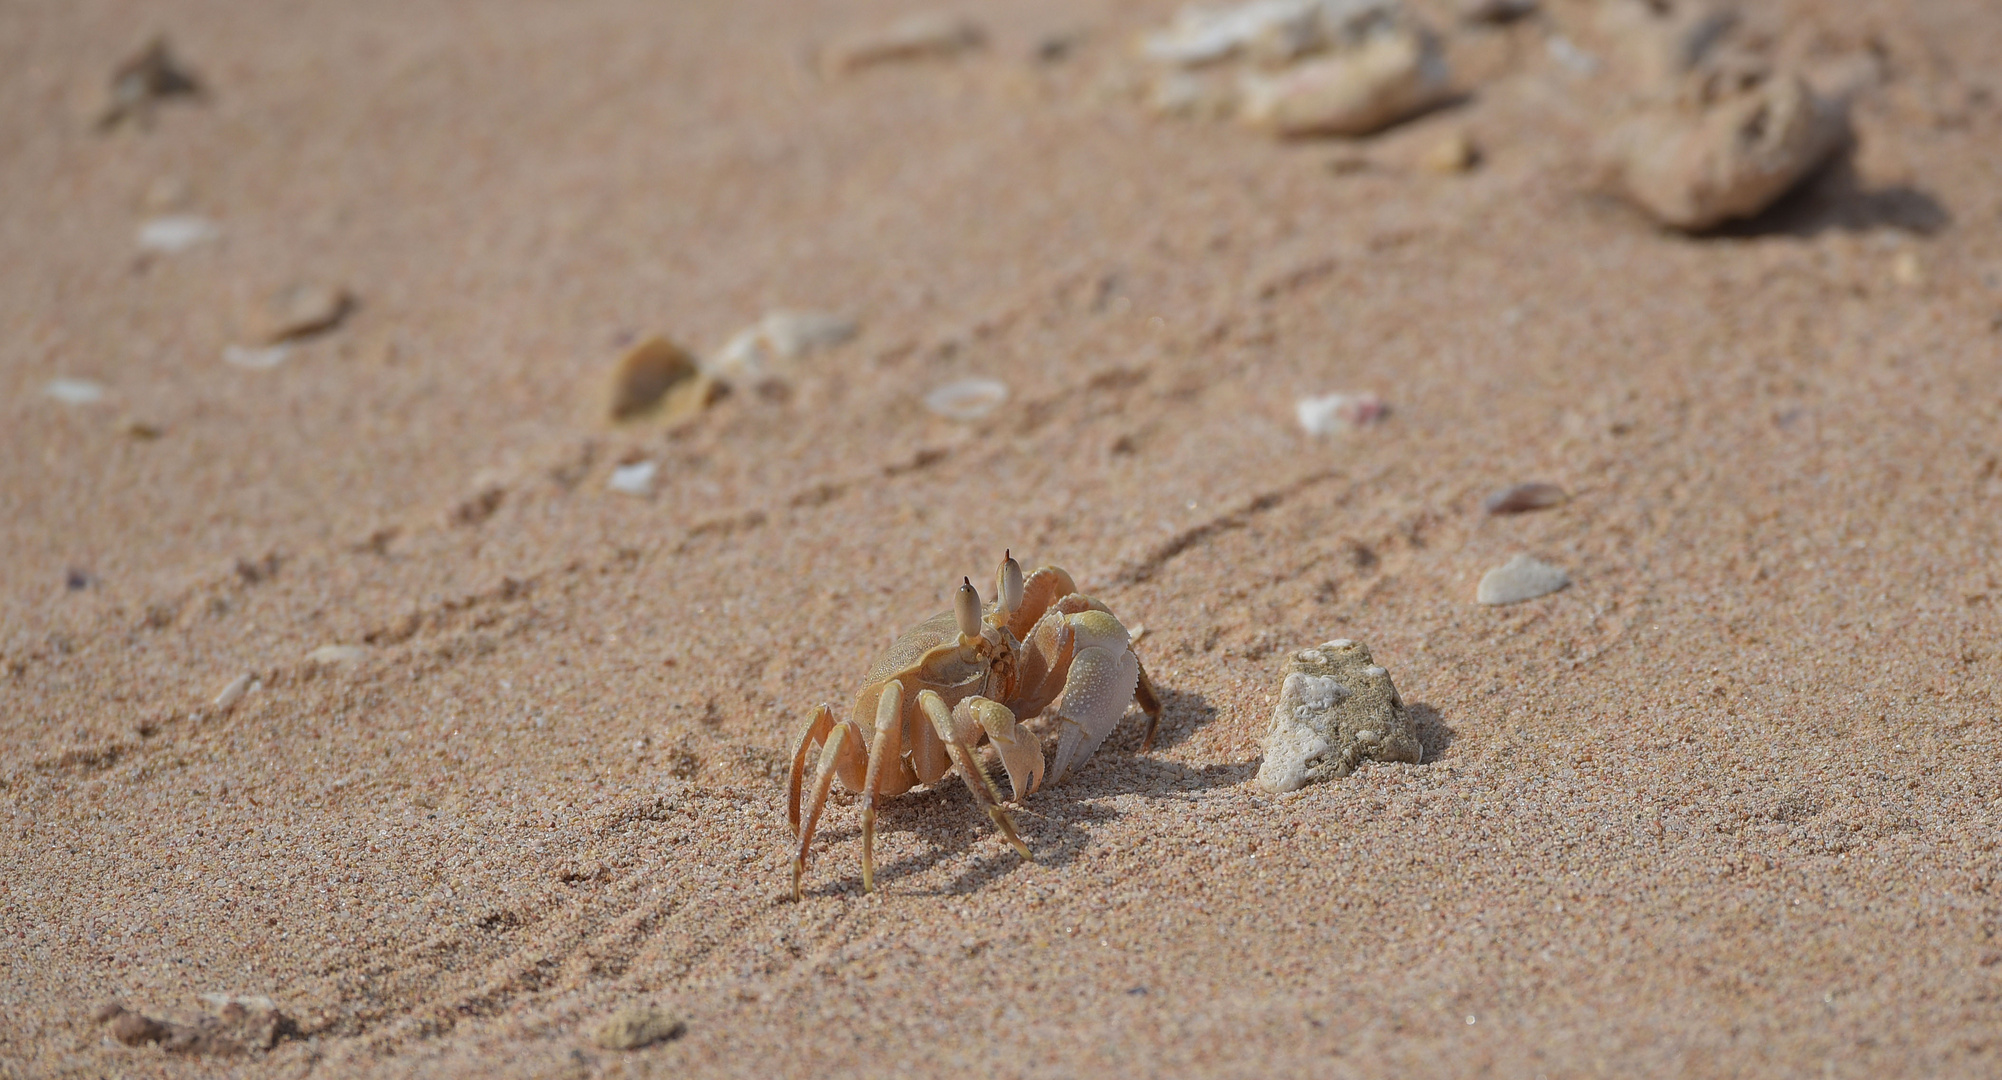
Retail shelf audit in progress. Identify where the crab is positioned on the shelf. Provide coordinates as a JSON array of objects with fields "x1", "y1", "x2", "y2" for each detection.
[{"x1": 786, "y1": 552, "x2": 1162, "y2": 899}]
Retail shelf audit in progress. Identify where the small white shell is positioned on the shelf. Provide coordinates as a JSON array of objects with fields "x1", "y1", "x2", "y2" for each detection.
[
  {"x1": 925, "y1": 378, "x2": 1009, "y2": 421},
  {"x1": 137, "y1": 215, "x2": 220, "y2": 253},
  {"x1": 43, "y1": 379, "x2": 105, "y2": 405},
  {"x1": 609, "y1": 461, "x2": 658, "y2": 495},
  {"x1": 223, "y1": 344, "x2": 291, "y2": 369}
]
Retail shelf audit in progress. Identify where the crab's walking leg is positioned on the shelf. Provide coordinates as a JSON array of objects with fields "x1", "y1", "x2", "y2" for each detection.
[
  {"x1": 917, "y1": 691, "x2": 1031, "y2": 859},
  {"x1": 857, "y1": 680, "x2": 905, "y2": 894},
  {"x1": 787, "y1": 704, "x2": 838, "y2": 838},
  {"x1": 1134, "y1": 660, "x2": 1165, "y2": 752},
  {"x1": 791, "y1": 722, "x2": 853, "y2": 900}
]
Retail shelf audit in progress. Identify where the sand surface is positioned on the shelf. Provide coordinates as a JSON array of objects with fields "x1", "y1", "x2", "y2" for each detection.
[{"x1": 5, "y1": 0, "x2": 2001, "y2": 1076}]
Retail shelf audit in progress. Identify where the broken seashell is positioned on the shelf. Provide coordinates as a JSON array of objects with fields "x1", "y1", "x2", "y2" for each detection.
[
  {"x1": 1477, "y1": 554, "x2": 1570, "y2": 604},
  {"x1": 822, "y1": 13, "x2": 986, "y2": 76},
  {"x1": 925, "y1": 378, "x2": 1009, "y2": 421},
  {"x1": 98, "y1": 37, "x2": 203, "y2": 132},
  {"x1": 256, "y1": 283, "x2": 354, "y2": 343},
  {"x1": 1296, "y1": 392, "x2": 1388, "y2": 435},
  {"x1": 1143, "y1": 0, "x2": 1403, "y2": 69},
  {"x1": 223, "y1": 344, "x2": 291, "y2": 370},
  {"x1": 608, "y1": 337, "x2": 720, "y2": 425},
  {"x1": 609, "y1": 461, "x2": 658, "y2": 495},
  {"x1": 1483, "y1": 481, "x2": 1567, "y2": 514},
  {"x1": 137, "y1": 215, "x2": 219, "y2": 253},
  {"x1": 43, "y1": 378, "x2": 106, "y2": 405},
  {"x1": 305, "y1": 644, "x2": 366, "y2": 666},
  {"x1": 708, "y1": 311, "x2": 857, "y2": 384}
]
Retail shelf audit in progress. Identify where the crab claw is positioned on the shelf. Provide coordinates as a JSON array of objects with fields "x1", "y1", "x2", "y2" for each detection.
[
  {"x1": 1045, "y1": 610, "x2": 1141, "y2": 786},
  {"x1": 957, "y1": 695, "x2": 1043, "y2": 800}
]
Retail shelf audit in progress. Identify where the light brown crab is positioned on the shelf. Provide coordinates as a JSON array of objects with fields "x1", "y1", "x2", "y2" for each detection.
[{"x1": 786, "y1": 552, "x2": 1162, "y2": 899}]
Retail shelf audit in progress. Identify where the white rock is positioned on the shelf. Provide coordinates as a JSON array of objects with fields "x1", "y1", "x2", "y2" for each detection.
[
  {"x1": 137, "y1": 215, "x2": 219, "y2": 253},
  {"x1": 223, "y1": 344, "x2": 291, "y2": 369},
  {"x1": 609, "y1": 460, "x2": 658, "y2": 495},
  {"x1": 43, "y1": 378, "x2": 106, "y2": 405},
  {"x1": 709, "y1": 311, "x2": 857, "y2": 384},
  {"x1": 1477, "y1": 554, "x2": 1570, "y2": 604},
  {"x1": 1255, "y1": 638, "x2": 1419, "y2": 792},
  {"x1": 1295, "y1": 392, "x2": 1387, "y2": 434},
  {"x1": 304, "y1": 644, "x2": 366, "y2": 665},
  {"x1": 1239, "y1": 24, "x2": 1449, "y2": 136},
  {"x1": 1143, "y1": 0, "x2": 1399, "y2": 68},
  {"x1": 213, "y1": 673, "x2": 253, "y2": 711},
  {"x1": 925, "y1": 378, "x2": 1009, "y2": 421}
]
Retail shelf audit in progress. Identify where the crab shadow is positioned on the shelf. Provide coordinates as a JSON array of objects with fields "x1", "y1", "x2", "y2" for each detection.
[{"x1": 799, "y1": 686, "x2": 1240, "y2": 899}]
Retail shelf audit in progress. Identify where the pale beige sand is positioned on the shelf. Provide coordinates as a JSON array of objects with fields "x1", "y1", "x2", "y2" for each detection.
[{"x1": 5, "y1": 0, "x2": 2001, "y2": 1076}]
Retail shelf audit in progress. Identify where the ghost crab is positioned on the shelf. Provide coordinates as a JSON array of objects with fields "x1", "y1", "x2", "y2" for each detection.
[{"x1": 786, "y1": 552, "x2": 1162, "y2": 900}]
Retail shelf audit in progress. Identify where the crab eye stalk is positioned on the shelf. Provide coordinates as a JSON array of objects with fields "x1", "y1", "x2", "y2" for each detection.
[
  {"x1": 997, "y1": 550, "x2": 1024, "y2": 617},
  {"x1": 953, "y1": 577, "x2": 982, "y2": 638}
]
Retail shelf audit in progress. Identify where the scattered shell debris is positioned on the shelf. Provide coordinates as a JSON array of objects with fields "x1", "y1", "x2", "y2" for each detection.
[
  {"x1": 709, "y1": 310, "x2": 857, "y2": 385},
  {"x1": 1477, "y1": 554, "x2": 1570, "y2": 604},
  {"x1": 137, "y1": 215, "x2": 219, "y2": 254},
  {"x1": 609, "y1": 460, "x2": 659, "y2": 496},
  {"x1": 304, "y1": 644, "x2": 367, "y2": 666},
  {"x1": 1483, "y1": 481, "x2": 1567, "y2": 514},
  {"x1": 822, "y1": 13, "x2": 986, "y2": 76},
  {"x1": 1255, "y1": 638, "x2": 1421, "y2": 793},
  {"x1": 255, "y1": 282, "x2": 354, "y2": 343},
  {"x1": 1598, "y1": 66, "x2": 1847, "y2": 230},
  {"x1": 43, "y1": 378, "x2": 106, "y2": 405},
  {"x1": 608, "y1": 336, "x2": 721, "y2": 426},
  {"x1": 1296, "y1": 392, "x2": 1388, "y2": 435},
  {"x1": 592, "y1": 1005, "x2": 686, "y2": 1051},
  {"x1": 98, "y1": 37, "x2": 203, "y2": 132},
  {"x1": 223, "y1": 344, "x2": 291, "y2": 370},
  {"x1": 212, "y1": 674, "x2": 254, "y2": 712},
  {"x1": 925, "y1": 377, "x2": 1009, "y2": 421},
  {"x1": 1141, "y1": 0, "x2": 1452, "y2": 138}
]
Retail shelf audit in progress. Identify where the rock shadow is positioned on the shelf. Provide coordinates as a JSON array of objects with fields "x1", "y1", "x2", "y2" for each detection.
[
  {"x1": 1408, "y1": 701, "x2": 1455, "y2": 763},
  {"x1": 1713, "y1": 150, "x2": 1950, "y2": 238}
]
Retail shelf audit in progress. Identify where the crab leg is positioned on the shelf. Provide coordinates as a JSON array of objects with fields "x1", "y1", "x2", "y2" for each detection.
[
  {"x1": 791, "y1": 722, "x2": 854, "y2": 900},
  {"x1": 1134, "y1": 659, "x2": 1165, "y2": 752},
  {"x1": 787, "y1": 704, "x2": 839, "y2": 837},
  {"x1": 857, "y1": 680, "x2": 905, "y2": 894},
  {"x1": 917, "y1": 691, "x2": 1031, "y2": 859}
]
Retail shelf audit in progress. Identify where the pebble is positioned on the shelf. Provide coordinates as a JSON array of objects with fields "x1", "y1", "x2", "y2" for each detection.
[
  {"x1": 822, "y1": 13, "x2": 986, "y2": 76},
  {"x1": 592, "y1": 1005, "x2": 685, "y2": 1050},
  {"x1": 1459, "y1": 0, "x2": 1536, "y2": 24},
  {"x1": 925, "y1": 378, "x2": 1009, "y2": 421},
  {"x1": 137, "y1": 215, "x2": 219, "y2": 253},
  {"x1": 223, "y1": 344, "x2": 291, "y2": 370},
  {"x1": 1476, "y1": 554, "x2": 1570, "y2": 604},
  {"x1": 120, "y1": 417, "x2": 164, "y2": 440},
  {"x1": 255, "y1": 283, "x2": 354, "y2": 343},
  {"x1": 1598, "y1": 69, "x2": 1846, "y2": 230},
  {"x1": 1483, "y1": 481, "x2": 1567, "y2": 514},
  {"x1": 98, "y1": 37, "x2": 203, "y2": 131},
  {"x1": 709, "y1": 310, "x2": 857, "y2": 384},
  {"x1": 608, "y1": 336, "x2": 719, "y2": 425},
  {"x1": 43, "y1": 378, "x2": 105, "y2": 405},
  {"x1": 1295, "y1": 392, "x2": 1387, "y2": 435},
  {"x1": 212, "y1": 673, "x2": 253, "y2": 712},
  {"x1": 1419, "y1": 129, "x2": 1478, "y2": 173},
  {"x1": 609, "y1": 460, "x2": 658, "y2": 495},
  {"x1": 1254, "y1": 639, "x2": 1421, "y2": 793},
  {"x1": 304, "y1": 644, "x2": 366, "y2": 666},
  {"x1": 1238, "y1": 22, "x2": 1450, "y2": 137}
]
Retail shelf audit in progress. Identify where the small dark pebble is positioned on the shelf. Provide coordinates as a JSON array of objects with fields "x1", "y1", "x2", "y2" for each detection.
[
  {"x1": 65, "y1": 568, "x2": 90, "y2": 591},
  {"x1": 1126, "y1": 986, "x2": 1149, "y2": 996},
  {"x1": 1483, "y1": 481, "x2": 1567, "y2": 515}
]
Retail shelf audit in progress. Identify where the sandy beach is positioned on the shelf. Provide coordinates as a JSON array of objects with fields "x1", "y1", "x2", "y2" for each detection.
[{"x1": 5, "y1": 0, "x2": 2000, "y2": 1075}]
